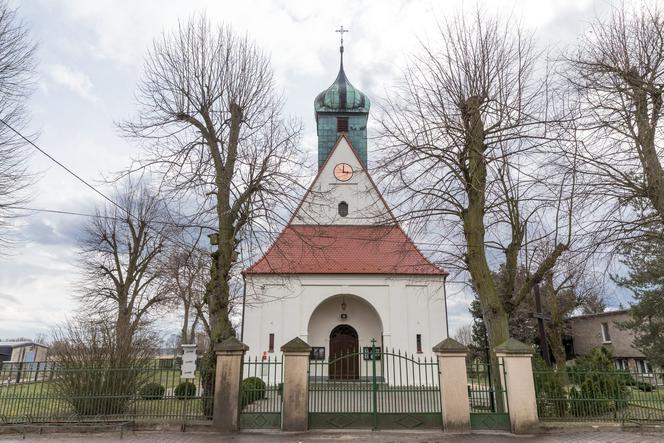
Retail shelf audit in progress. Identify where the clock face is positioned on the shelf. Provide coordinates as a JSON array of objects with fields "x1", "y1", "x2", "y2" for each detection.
[{"x1": 333, "y1": 163, "x2": 354, "y2": 181}]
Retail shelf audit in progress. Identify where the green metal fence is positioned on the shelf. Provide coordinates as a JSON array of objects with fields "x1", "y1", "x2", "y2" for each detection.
[
  {"x1": 534, "y1": 367, "x2": 664, "y2": 424},
  {"x1": 239, "y1": 355, "x2": 283, "y2": 429},
  {"x1": 0, "y1": 361, "x2": 211, "y2": 424},
  {"x1": 467, "y1": 360, "x2": 510, "y2": 431},
  {"x1": 308, "y1": 344, "x2": 441, "y2": 430}
]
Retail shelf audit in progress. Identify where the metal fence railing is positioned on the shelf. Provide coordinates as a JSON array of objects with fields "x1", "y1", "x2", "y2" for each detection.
[
  {"x1": 239, "y1": 355, "x2": 283, "y2": 429},
  {"x1": 0, "y1": 360, "x2": 212, "y2": 424},
  {"x1": 308, "y1": 345, "x2": 442, "y2": 430},
  {"x1": 466, "y1": 359, "x2": 510, "y2": 431},
  {"x1": 534, "y1": 367, "x2": 664, "y2": 423}
]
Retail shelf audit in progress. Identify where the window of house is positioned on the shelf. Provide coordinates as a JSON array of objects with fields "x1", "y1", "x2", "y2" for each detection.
[
  {"x1": 416, "y1": 334, "x2": 422, "y2": 353},
  {"x1": 268, "y1": 333, "x2": 275, "y2": 353},
  {"x1": 338, "y1": 201, "x2": 348, "y2": 217},
  {"x1": 615, "y1": 359, "x2": 627, "y2": 371},
  {"x1": 337, "y1": 117, "x2": 349, "y2": 132},
  {"x1": 601, "y1": 322, "x2": 611, "y2": 343},
  {"x1": 638, "y1": 360, "x2": 653, "y2": 374}
]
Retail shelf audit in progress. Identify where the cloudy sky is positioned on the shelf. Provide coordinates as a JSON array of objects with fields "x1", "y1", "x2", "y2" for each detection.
[{"x1": 0, "y1": 0, "x2": 636, "y2": 341}]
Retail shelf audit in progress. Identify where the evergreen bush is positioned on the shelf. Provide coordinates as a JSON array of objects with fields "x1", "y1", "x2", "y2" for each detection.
[
  {"x1": 241, "y1": 377, "x2": 266, "y2": 408},
  {"x1": 570, "y1": 348, "x2": 630, "y2": 416},
  {"x1": 174, "y1": 381, "x2": 197, "y2": 398},
  {"x1": 140, "y1": 382, "x2": 165, "y2": 400}
]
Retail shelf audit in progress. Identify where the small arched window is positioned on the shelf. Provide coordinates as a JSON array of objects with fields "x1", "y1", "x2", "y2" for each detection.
[{"x1": 338, "y1": 201, "x2": 348, "y2": 217}]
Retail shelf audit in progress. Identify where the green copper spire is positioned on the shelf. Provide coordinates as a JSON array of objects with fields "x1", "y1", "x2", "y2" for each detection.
[{"x1": 314, "y1": 27, "x2": 370, "y2": 168}]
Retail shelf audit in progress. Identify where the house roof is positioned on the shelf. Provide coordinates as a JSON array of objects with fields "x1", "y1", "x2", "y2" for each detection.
[
  {"x1": 245, "y1": 225, "x2": 447, "y2": 276},
  {"x1": 567, "y1": 309, "x2": 631, "y2": 321},
  {"x1": 0, "y1": 341, "x2": 47, "y2": 348}
]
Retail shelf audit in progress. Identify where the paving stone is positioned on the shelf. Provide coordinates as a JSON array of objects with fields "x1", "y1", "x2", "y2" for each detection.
[{"x1": 0, "y1": 430, "x2": 663, "y2": 442}]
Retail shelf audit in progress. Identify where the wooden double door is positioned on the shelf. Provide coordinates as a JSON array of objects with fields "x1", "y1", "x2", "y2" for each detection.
[{"x1": 329, "y1": 324, "x2": 359, "y2": 380}]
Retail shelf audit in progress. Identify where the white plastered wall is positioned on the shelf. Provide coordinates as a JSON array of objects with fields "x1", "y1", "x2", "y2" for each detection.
[{"x1": 242, "y1": 274, "x2": 447, "y2": 363}]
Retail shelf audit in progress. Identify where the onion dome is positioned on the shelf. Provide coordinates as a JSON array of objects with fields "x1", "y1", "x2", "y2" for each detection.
[{"x1": 314, "y1": 46, "x2": 370, "y2": 113}]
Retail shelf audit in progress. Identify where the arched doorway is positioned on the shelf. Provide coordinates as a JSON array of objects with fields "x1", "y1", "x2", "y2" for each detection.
[{"x1": 329, "y1": 324, "x2": 359, "y2": 380}]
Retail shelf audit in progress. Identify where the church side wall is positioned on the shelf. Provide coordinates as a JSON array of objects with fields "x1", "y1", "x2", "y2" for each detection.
[{"x1": 242, "y1": 274, "x2": 447, "y2": 364}]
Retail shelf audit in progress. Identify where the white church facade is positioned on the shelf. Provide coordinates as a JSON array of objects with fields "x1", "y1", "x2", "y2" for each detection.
[{"x1": 242, "y1": 45, "x2": 448, "y2": 378}]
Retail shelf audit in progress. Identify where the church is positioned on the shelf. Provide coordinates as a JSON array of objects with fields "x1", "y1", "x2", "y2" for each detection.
[{"x1": 242, "y1": 40, "x2": 448, "y2": 376}]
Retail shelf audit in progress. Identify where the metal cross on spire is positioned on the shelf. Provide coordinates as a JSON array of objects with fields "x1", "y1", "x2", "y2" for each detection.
[{"x1": 335, "y1": 25, "x2": 349, "y2": 47}]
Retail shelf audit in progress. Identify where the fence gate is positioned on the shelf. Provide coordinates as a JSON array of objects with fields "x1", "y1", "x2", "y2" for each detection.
[
  {"x1": 239, "y1": 355, "x2": 283, "y2": 429},
  {"x1": 308, "y1": 341, "x2": 441, "y2": 430},
  {"x1": 467, "y1": 359, "x2": 510, "y2": 431}
]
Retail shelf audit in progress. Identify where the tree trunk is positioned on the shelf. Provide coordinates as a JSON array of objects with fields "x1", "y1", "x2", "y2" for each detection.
[
  {"x1": 630, "y1": 77, "x2": 664, "y2": 223},
  {"x1": 181, "y1": 300, "x2": 191, "y2": 344},
  {"x1": 461, "y1": 96, "x2": 510, "y2": 411},
  {"x1": 116, "y1": 305, "x2": 132, "y2": 362},
  {"x1": 202, "y1": 103, "x2": 243, "y2": 417}
]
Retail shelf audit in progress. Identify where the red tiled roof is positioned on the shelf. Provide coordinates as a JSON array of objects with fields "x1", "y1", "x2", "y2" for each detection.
[{"x1": 245, "y1": 225, "x2": 446, "y2": 276}]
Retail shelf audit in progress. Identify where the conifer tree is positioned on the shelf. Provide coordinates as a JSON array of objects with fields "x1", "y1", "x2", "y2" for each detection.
[{"x1": 615, "y1": 237, "x2": 664, "y2": 369}]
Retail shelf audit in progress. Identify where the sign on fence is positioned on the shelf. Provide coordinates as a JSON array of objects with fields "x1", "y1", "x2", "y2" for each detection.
[{"x1": 181, "y1": 344, "x2": 197, "y2": 379}]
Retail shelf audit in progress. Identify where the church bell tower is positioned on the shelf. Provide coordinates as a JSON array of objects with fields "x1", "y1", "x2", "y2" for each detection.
[{"x1": 314, "y1": 27, "x2": 370, "y2": 169}]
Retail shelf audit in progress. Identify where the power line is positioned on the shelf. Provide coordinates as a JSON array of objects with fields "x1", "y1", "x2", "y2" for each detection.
[{"x1": 0, "y1": 117, "x2": 128, "y2": 217}]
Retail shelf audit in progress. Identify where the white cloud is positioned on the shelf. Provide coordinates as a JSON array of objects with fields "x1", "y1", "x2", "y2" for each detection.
[{"x1": 44, "y1": 63, "x2": 97, "y2": 102}]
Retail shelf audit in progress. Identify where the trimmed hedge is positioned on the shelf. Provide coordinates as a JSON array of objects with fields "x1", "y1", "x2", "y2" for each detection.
[
  {"x1": 241, "y1": 377, "x2": 266, "y2": 408},
  {"x1": 140, "y1": 382, "x2": 166, "y2": 400},
  {"x1": 174, "y1": 381, "x2": 197, "y2": 398}
]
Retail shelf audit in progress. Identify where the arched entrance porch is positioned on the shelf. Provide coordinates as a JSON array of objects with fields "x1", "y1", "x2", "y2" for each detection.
[{"x1": 307, "y1": 294, "x2": 383, "y2": 379}]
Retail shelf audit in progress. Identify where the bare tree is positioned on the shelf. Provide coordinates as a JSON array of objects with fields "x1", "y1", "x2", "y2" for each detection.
[
  {"x1": 537, "y1": 248, "x2": 605, "y2": 370},
  {"x1": 120, "y1": 15, "x2": 305, "y2": 408},
  {"x1": 50, "y1": 318, "x2": 156, "y2": 415},
  {"x1": 164, "y1": 234, "x2": 210, "y2": 345},
  {"x1": 378, "y1": 12, "x2": 579, "y2": 363},
  {"x1": 453, "y1": 323, "x2": 473, "y2": 347},
  {"x1": 78, "y1": 182, "x2": 178, "y2": 356},
  {"x1": 0, "y1": 1, "x2": 36, "y2": 245},
  {"x1": 567, "y1": 4, "x2": 664, "y2": 235}
]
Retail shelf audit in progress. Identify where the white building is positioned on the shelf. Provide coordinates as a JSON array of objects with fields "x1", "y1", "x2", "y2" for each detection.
[{"x1": 242, "y1": 45, "x2": 448, "y2": 379}]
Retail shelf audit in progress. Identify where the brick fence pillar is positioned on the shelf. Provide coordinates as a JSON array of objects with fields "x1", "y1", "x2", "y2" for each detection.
[
  {"x1": 280, "y1": 337, "x2": 312, "y2": 431},
  {"x1": 433, "y1": 338, "x2": 471, "y2": 433},
  {"x1": 213, "y1": 337, "x2": 248, "y2": 432},
  {"x1": 495, "y1": 338, "x2": 539, "y2": 434}
]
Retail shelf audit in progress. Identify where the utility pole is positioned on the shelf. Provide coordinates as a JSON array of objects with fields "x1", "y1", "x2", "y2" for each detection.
[{"x1": 533, "y1": 283, "x2": 552, "y2": 366}]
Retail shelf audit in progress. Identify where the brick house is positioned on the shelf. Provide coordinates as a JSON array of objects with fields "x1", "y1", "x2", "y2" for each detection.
[{"x1": 567, "y1": 310, "x2": 654, "y2": 374}]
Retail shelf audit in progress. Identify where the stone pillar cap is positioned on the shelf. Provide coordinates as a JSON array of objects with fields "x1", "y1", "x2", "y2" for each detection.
[
  {"x1": 281, "y1": 337, "x2": 312, "y2": 353},
  {"x1": 432, "y1": 337, "x2": 468, "y2": 354},
  {"x1": 214, "y1": 336, "x2": 249, "y2": 352},
  {"x1": 495, "y1": 338, "x2": 533, "y2": 354}
]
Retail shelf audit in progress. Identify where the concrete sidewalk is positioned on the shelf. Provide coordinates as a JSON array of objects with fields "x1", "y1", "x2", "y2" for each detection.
[{"x1": 1, "y1": 429, "x2": 664, "y2": 443}]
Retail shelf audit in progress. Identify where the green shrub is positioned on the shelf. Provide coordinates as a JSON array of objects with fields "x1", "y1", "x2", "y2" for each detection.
[
  {"x1": 569, "y1": 348, "x2": 630, "y2": 416},
  {"x1": 535, "y1": 370, "x2": 568, "y2": 417},
  {"x1": 636, "y1": 381, "x2": 654, "y2": 392},
  {"x1": 174, "y1": 381, "x2": 196, "y2": 398},
  {"x1": 140, "y1": 382, "x2": 165, "y2": 400},
  {"x1": 241, "y1": 377, "x2": 266, "y2": 408}
]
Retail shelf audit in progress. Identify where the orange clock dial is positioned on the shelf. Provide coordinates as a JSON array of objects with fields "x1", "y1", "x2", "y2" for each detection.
[{"x1": 333, "y1": 163, "x2": 353, "y2": 181}]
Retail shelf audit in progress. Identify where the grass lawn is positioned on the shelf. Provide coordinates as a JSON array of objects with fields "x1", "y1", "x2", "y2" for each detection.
[
  {"x1": 628, "y1": 386, "x2": 664, "y2": 414},
  {"x1": 0, "y1": 374, "x2": 209, "y2": 422}
]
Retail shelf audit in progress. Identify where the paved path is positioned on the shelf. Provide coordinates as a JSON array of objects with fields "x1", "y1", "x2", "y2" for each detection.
[{"x1": 1, "y1": 430, "x2": 664, "y2": 442}]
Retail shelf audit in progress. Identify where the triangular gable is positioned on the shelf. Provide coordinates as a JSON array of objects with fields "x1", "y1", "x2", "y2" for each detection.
[{"x1": 291, "y1": 134, "x2": 395, "y2": 226}]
